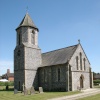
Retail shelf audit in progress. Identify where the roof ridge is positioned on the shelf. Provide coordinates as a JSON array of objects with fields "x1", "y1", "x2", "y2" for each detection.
[{"x1": 42, "y1": 44, "x2": 78, "y2": 55}]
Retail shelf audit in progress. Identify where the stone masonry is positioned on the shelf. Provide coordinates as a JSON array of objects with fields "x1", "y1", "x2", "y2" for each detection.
[{"x1": 14, "y1": 13, "x2": 93, "y2": 91}]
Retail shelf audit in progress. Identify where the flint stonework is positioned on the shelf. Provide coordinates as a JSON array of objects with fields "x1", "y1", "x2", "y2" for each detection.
[{"x1": 14, "y1": 13, "x2": 93, "y2": 92}]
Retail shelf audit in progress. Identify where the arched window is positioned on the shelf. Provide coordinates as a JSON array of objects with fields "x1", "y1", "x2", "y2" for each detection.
[
  {"x1": 76, "y1": 56, "x2": 78, "y2": 70},
  {"x1": 80, "y1": 52, "x2": 82, "y2": 70},
  {"x1": 58, "y1": 68, "x2": 60, "y2": 82},
  {"x1": 83, "y1": 58, "x2": 86, "y2": 70},
  {"x1": 31, "y1": 33, "x2": 34, "y2": 44},
  {"x1": 18, "y1": 34, "x2": 20, "y2": 45},
  {"x1": 44, "y1": 69, "x2": 47, "y2": 82}
]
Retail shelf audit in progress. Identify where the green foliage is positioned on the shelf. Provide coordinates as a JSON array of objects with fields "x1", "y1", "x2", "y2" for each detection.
[
  {"x1": 93, "y1": 80, "x2": 100, "y2": 85},
  {"x1": 0, "y1": 82, "x2": 14, "y2": 86},
  {"x1": 0, "y1": 82, "x2": 5, "y2": 86}
]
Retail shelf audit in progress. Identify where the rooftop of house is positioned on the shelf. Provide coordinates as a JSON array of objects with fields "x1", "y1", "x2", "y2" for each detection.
[{"x1": 94, "y1": 74, "x2": 100, "y2": 79}]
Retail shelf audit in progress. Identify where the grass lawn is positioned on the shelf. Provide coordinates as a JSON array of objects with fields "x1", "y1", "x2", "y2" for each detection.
[
  {"x1": 78, "y1": 93, "x2": 100, "y2": 100},
  {"x1": 94, "y1": 85, "x2": 100, "y2": 88},
  {"x1": 0, "y1": 90, "x2": 80, "y2": 100},
  {"x1": 78, "y1": 85, "x2": 100, "y2": 100},
  {"x1": 0, "y1": 86, "x2": 100, "y2": 100},
  {"x1": 0, "y1": 86, "x2": 80, "y2": 100}
]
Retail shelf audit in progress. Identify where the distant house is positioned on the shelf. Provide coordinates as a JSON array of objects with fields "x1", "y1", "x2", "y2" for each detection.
[
  {"x1": 94, "y1": 74, "x2": 100, "y2": 80},
  {"x1": 2, "y1": 69, "x2": 14, "y2": 82}
]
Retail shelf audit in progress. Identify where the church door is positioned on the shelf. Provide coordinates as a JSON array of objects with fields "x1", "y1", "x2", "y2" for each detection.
[{"x1": 80, "y1": 75, "x2": 84, "y2": 88}]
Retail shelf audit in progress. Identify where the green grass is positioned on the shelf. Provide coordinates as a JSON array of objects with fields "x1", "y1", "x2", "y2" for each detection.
[
  {"x1": 0, "y1": 86, "x2": 80, "y2": 100},
  {"x1": 78, "y1": 94, "x2": 100, "y2": 100},
  {"x1": 0, "y1": 86, "x2": 14, "y2": 91},
  {"x1": 94, "y1": 85, "x2": 100, "y2": 88},
  {"x1": 0, "y1": 86, "x2": 99, "y2": 100},
  {"x1": 0, "y1": 90, "x2": 80, "y2": 100},
  {"x1": 78, "y1": 86, "x2": 100, "y2": 100}
]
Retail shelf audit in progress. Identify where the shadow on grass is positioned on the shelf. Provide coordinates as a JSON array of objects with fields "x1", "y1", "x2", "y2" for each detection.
[{"x1": 0, "y1": 88, "x2": 14, "y2": 91}]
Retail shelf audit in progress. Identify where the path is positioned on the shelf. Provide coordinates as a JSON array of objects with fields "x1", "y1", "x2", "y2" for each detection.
[{"x1": 48, "y1": 88, "x2": 100, "y2": 100}]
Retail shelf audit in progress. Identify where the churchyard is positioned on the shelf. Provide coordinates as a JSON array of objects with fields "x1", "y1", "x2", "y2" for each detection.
[
  {"x1": 0, "y1": 86, "x2": 80, "y2": 100},
  {"x1": 0, "y1": 81, "x2": 100, "y2": 100},
  {"x1": 0, "y1": 85, "x2": 100, "y2": 100}
]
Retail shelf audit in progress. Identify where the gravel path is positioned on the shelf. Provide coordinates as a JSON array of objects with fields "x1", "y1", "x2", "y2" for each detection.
[{"x1": 48, "y1": 88, "x2": 100, "y2": 100}]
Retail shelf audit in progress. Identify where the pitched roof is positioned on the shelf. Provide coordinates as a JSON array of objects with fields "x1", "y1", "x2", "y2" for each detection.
[
  {"x1": 16, "y1": 13, "x2": 38, "y2": 31},
  {"x1": 94, "y1": 74, "x2": 100, "y2": 79},
  {"x1": 41, "y1": 44, "x2": 78, "y2": 67},
  {"x1": 2, "y1": 73, "x2": 14, "y2": 78},
  {"x1": 7, "y1": 73, "x2": 14, "y2": 77}
]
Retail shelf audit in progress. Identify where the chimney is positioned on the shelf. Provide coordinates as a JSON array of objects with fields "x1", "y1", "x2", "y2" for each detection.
[{"x1": 7, "y1": 69, "x2": 10, "y2": 74}]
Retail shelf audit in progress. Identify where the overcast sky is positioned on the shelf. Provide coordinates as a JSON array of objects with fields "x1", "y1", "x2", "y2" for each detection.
[{"x1": 0, "y1": 0, "x2": 100, "y2": 75}]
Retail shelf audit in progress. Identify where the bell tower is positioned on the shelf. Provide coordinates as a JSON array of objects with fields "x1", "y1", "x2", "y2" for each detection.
[{"x1": 14, "y1": 13, "x2": 42, "y2": 90}]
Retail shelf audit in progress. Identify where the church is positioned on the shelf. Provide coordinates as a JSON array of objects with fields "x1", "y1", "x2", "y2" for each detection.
[{"x1": 14, "y1": 13, "x2": 93, "y2": 91}]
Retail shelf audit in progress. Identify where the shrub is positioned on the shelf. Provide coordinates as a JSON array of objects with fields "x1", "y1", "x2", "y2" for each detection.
[
  {"x1": 0, "y1": 82, "x2": 5, "y2": 86},
  {"x1": 94, "y1": 80, "x2": 100, "y2": 85},
  {"x1": 0, "y1": 82, "x2": 14, "y2": 86}
]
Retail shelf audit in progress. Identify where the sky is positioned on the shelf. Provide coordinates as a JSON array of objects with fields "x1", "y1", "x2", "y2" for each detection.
[{"x1": 0, "y1": 0, "x2": 100, "y2": 75}]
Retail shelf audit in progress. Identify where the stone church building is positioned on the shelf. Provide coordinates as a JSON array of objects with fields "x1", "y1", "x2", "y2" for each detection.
[{"x1": 14, "y1": 13, "x2": 93, "y2": 91}]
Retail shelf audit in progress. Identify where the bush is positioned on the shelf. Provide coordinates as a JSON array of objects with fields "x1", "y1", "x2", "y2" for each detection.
[
  {"x1": 94, "y1": 80, "x2": 100, "y2": 85},
  {"x1": 0, "y1": 82, "x2": 14, "y2": 86},
  {"x1": 0, "y1": 82, "x2": 5, "y2": 86}
]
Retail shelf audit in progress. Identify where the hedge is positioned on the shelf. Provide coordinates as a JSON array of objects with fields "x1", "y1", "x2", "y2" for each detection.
[
  {"x1": 0, "y1": 82, "x2": 14, "y2": 86},
  {"x1": 93, "y1": 80, "x2": 100, "y2": 85}
]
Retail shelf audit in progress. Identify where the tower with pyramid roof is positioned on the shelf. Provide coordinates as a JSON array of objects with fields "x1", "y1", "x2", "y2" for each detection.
[{"x1": 14, "y1": 13, "x2": 42, "y2": 90}]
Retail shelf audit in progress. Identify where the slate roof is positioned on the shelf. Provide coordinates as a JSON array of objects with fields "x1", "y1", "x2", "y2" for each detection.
[
  {"x1": 16, "y1": 13, "x2": 38, "y2": 31},
  {"x1": 42, "y1": 44, "x2": 78, "y2": 67},
  {"x1": 2, "y1": 73, "x2": 14, "y2": 78},
  {"x1": 7, "y1": 73, "x2": 14, "y2": 77}
]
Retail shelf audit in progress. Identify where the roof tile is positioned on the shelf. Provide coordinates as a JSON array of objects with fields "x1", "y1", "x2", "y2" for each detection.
[{"x1": 42, "y1": 44, "x2": 78, "y2": 67}]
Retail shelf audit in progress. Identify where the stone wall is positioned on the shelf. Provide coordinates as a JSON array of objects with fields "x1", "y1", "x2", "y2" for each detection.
[
  {"x1": 14, "y1": 45, "x2": 25, "y2": 90},
  {"x1": 14, "y1": 25, "x2": 41, "y2": 91},
  {"x1": 72, "y1": 72, "x2": 90, "y2": 91},
  {"x1": 24, "y1": 46, "x2": 41, "y2": 89},
  {"x1": 14, "y1": 70, "x2": 25, "y2": 90},
  {"x1": 69, "y1": 44, "x2": 91, "y2": 91},
  {"x1": 70, "y1": 44, "x2": 90, "y2": 72},
  {"x1": 38, "y1": 64, "x2": 67, "y2": 91},
  {"x1": 25, "y1": 47, "x2": 41, "y2": 70}
]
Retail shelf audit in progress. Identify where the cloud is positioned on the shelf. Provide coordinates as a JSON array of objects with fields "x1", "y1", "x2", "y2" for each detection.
[{"x1": 0, "y1": 60, "x2": 13, "y2": 75}]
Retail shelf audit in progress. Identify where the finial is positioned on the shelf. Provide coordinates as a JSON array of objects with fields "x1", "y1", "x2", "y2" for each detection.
[
  {"x1": 78, "y1": 39, "x2": 80, "y2": 44},
  {"x1": 26, "y1": 6, "x2": 28, "y2": 14}
]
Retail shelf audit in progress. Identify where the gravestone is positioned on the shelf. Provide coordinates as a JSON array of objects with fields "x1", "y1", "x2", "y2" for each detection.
[
  {"x1": 14, "y1": 89, "x2": 18, "y2": 94},
  {"x1": 24, "y1": 87, "x2": 28, "y2": 95},
  {"x1": 30, "y1": 86, "x2": 35, "y2": 95},
  {"x1": 22, "y1": 83, "x2": 25, "y2": 92},
  {"x1": 39, "y1": 87, "x2": 43, "y2": 93}
]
